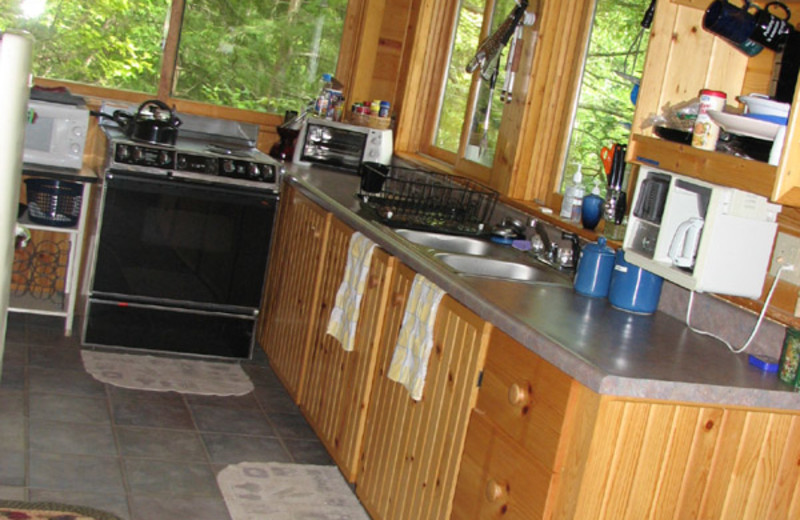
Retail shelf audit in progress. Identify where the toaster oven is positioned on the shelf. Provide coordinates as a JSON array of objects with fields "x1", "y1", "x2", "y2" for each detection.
[{"x1": 293, "y1": 118, "x2": 393, "y2": 171}]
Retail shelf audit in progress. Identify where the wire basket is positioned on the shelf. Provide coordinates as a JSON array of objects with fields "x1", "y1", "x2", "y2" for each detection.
[
  {"x1": 25, "y1": 178, "x2": 83, "y2": 228},
  {"x1": 358, "y1": 163, "x2": 499, "y2": 235}
]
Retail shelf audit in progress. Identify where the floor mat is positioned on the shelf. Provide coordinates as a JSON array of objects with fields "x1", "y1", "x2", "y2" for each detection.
[
  {"x1": 81, "y1": 350, "x2": 254, "y2": 396},
  {"x1": 217, "y1": 462, "x2": 370, "y2": 520},
  {"x1": 0, "y1": 500, "x2": 122, "y2": 520}
]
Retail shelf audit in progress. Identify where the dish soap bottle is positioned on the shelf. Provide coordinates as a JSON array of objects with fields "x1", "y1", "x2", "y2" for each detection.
[{"x1": 560, "y1": 164, "x2": 585, "y2": 223}]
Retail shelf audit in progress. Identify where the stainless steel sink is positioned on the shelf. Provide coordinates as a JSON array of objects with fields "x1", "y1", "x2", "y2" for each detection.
[
  {"x1": 434, "y1": 253, "x2": 571, "y2": 286},
  {"x1": 394, "y1": 229, "x2": 495, "y2": 255}
]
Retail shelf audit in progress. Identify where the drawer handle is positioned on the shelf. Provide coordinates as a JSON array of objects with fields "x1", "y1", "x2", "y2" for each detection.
[
  {"x1": 311, "y1": 225, "x2": 322, "y2": 239},
  {"x1": 508, "y1": 383, "x2": 529, "y2": 407},
  {"x1": 485, "y1": 479, "x2": 505, "y2": 502}
]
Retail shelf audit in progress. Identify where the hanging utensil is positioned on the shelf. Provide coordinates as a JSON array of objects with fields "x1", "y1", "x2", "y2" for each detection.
[
  {"x1": 466, "y1": 0, "x2": 529, "y2": 77},
  {"x1": 479, "y1": 60, "x2": 501, "y2": 157},
  {"x1": 616, "y1": 0, "x2": 657, "y2": 97}
]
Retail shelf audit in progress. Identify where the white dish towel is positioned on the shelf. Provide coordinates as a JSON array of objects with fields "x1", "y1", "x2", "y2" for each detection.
[
  {"x1": 326, "y1": 232, "x2": 377, "y2": 351},
  {"x1": 387, "y1": 274, "x2": 446, "y2": 401}
]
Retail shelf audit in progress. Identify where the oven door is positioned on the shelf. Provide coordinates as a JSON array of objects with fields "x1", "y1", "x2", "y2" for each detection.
[{"x1": 90, "y1": 171, "x2": 277, "y2": 311}]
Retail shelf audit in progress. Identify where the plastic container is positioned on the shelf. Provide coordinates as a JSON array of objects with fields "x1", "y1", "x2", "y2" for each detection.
[
  {"x1": 560, "y1": 164, "x2": 585, "y2": 223},
  {"x1": 692, "y1": 89, "x2": 727, "y2": 151},
  {"x1": 25, "y1": 178, "x2": 82, "y2": 227}
]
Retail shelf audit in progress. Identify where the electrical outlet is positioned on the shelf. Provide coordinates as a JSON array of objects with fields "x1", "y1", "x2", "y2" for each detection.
[{"x1": 770, "y1": 232, "x2": 800, "y2": 285}]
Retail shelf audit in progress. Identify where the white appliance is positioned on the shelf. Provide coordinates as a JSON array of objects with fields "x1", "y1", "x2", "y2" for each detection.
[
  {"x1": 623, "y1": 166, "x2": 781, "y2": 298},
  {"x1": 293, "y1": 117, "x2": 393, "y2": 171},
  {"x1": 0, "y1": 31, "x2": 33, "y2": 373},
  {"x1": 24, "y1": 99, "x2": 89, "y2": 170}
]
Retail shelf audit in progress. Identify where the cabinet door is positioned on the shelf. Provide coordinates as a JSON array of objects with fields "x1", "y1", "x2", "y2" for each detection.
[
  {"x1": 452, "y1": 412, "x2": 552, "y2": 520},
  {"x1": 302, "y1": 217, "x2": 395, "y2": 481},
  {"x1": 357, "y1": 262, "x2": 491, "y2": 520},
  {"x1": 257, "y1": 189, "x2": 330, "y2": 400},
  {"x1": 476, "y1": 329, "x2": 573, "y2": 470}
]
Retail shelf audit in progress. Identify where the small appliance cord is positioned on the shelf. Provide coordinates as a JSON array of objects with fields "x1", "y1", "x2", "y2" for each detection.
[{"x1": 685, "y1": 264, "x2": 790, "y2": 354}]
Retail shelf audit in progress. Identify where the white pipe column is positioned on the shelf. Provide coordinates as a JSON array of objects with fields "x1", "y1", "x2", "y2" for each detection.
[{"x1": 0, "y1": 31, "x2": 33, "y2": 379}]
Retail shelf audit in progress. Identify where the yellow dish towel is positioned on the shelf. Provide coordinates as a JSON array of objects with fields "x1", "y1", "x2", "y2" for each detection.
[
  {"x1": 387, "y1": 274, "x2": 446, "y2": 401},
  {"x1": 326, "y1": 232, "x2": 377, "y2": 351}
]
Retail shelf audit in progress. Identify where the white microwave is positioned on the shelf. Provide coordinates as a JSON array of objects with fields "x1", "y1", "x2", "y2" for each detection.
[
  {"x1": 23, "y1": 100, "x2": 89, "y2": 171},
  {"x1": 293, "y1": 118, "x2": 393, "y2": 171}
]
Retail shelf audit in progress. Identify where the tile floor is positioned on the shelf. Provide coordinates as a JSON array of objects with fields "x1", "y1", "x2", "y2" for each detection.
[{"x1": 0, "y1": 313, "x2": 333, "y2": 520}]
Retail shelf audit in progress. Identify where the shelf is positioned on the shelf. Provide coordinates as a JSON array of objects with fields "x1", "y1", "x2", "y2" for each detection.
[
  {"x1": 17, "y1": 212, "x2": 80, "y2": 233},
  {"x1": 8, "y1": 292, "x2": 66, "y2": 316},
  {"x1": 628, "y1": 134, "x2": 777, "y2": 200}
]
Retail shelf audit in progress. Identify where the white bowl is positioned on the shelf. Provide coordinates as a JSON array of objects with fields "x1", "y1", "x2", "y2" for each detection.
[{"x1": 739, "y1": 94, "x2": 790, "y2": 118}]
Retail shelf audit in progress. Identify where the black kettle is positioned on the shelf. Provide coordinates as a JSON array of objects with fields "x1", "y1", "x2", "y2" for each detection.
[{"x1": 113, "y1": 99, "x2": 182, "y2": 145}]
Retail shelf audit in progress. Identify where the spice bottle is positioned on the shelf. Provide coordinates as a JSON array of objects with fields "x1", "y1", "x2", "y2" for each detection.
[
  {"x1": 691, "y1": 89, "x2": 726, "y2": 151},
  {"x1": 780, "y1": 327, "x2": 800, "y2": 384}
]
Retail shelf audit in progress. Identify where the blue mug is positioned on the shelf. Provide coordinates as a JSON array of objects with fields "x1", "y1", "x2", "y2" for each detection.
[{"x1": 703, "y1": 0, "x2": 764, "y2": 56}]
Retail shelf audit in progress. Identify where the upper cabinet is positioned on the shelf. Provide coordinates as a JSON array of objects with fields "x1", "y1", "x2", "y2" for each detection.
[{"x1": 628, "y1": 0, "x2": 800, "y2": 206}]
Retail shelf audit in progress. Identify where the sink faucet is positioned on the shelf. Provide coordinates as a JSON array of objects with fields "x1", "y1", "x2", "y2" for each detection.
[
  {"x1": 531, "y1": 219, "x2": 553, "y2": 255},
  {"x1": 561, "y1": 231, "x2": 581, "y2": 270}
]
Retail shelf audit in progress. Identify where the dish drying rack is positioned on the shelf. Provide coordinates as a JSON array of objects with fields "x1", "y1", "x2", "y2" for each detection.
[{"x1": 358, "y1": 164, "x2": 499, "y2": 235}]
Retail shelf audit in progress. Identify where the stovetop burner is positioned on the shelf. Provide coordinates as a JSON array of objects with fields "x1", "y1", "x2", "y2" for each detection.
[{"x1": 102, "y1": 126, "x2": 281, "y2": 193}]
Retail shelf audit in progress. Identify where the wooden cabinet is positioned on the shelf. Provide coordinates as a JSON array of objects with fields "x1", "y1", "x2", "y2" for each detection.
[
  {"x1": 301, "y1": 216, "x2": 395, "y2": 482},
  {"x1": 357, "y1": 262, "x2": 492, "y2": 520},
  {"x1": 452, "y1": 328, "x2": 586, "y2": 520},
  {"x1": 455, "y1": 330, "x2": 800, "y2": 520},
  {"x1": 257, "y1": 186, "x2": 331, "y2": 400},
  {"x1": 629, "y1": 0, "x2": 800, "y2": 206}
]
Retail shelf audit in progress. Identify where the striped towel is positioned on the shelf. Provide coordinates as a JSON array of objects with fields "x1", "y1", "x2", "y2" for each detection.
[
  {"x1": 326, "y1": 232, "x2": 377, "y2": 351},
  {"x1": 387, "y1": 274, "x2": 446, "y2": 401}
]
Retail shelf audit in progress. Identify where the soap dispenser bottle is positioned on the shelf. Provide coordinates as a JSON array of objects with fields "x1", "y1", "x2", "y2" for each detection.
[{"x1": 560, "y1": 164, "x2": 585, "y2": 223}]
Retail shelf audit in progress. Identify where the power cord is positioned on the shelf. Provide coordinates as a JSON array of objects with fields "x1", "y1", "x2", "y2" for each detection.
[{"x1": 685, "y1": 262, "x2": 792, "y2": 354}]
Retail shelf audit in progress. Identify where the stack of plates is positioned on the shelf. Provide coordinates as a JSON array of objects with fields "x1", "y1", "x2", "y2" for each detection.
[{"x1": 709, "y1": 94, "x2": 789, "y2": 141}]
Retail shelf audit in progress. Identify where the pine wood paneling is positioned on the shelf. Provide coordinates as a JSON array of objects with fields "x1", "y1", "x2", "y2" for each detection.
[
  {"x1": 561, "y1": 398, "x2": 800, "y2": 520},
  {"x1": 257, "y1": 190, "x2": 330, "y2": 401},
  {"x1": 301, "y1": 218, "x2": 395, "y2": 482},
  {"x1": 357, "y1": 262, "x2": 491, "y2": 520}
]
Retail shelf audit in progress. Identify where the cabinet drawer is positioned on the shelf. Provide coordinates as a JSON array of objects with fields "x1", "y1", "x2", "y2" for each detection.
[
  {"x1": 476, "y1": 329, "x2": 572, "y2": 469},
  {"x1": 452, "y1": 412, "x2": 552, "y2": 520}
]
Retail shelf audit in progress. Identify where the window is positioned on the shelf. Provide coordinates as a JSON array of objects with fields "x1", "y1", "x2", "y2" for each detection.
[
  {"x1": 561, "y1": 0, "x2": 654, "y2": 196},
  {"x1": 0, "y1": 0, "x2": 348, "y2": 113},
  {"x1": 427, "y1": 0, "x2": 519, "y2": 173}
]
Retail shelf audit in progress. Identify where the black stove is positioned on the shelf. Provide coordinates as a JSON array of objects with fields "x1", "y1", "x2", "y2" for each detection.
[{"x1": 103, "y1": 127, "x2": 282, "y2": 193}]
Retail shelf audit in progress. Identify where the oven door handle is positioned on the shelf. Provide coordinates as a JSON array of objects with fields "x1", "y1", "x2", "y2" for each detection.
[{"x1": 105, "y1": 170, "x2": 279, "y2": 205}]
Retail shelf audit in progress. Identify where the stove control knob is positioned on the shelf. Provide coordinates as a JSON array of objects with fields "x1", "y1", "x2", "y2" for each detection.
[
  {"x1": 116, "y1": 144, "x2": 130, "y2": 162},
  {"x1": 131, "y1": 147, "x2": 144, "y2": 163},
  {"x1": 221, "y1": 159, "x2": 236, "y2": 175},
  {"x1": 158, "y1": 150, "x2": 171, "y2": 167},
  {"x1": 247, "y1": 163, "x2": 261, "y2": 179},
  {"x1": 176, "y1": 155, "x2": 187, "y2": 169}
]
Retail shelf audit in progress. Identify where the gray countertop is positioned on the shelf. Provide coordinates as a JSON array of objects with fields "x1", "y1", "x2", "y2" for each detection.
[{"x1": 284, "y1": 166, "x2": 800, "y2": 411}]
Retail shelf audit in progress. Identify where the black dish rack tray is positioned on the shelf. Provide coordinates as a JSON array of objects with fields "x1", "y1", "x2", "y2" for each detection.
[{"x1": 357, "y1": 163, "x2": 498, "y2": 235}]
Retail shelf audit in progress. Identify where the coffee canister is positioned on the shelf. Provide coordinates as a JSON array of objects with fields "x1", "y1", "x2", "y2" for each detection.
[
  {"x1": 608, "y1": 251, "x2": 664, "y2": 314},
  {"x1": 574, "y1": 237, "x2": 615, "y2": 298},
  {"x1": 692, "y1": 89, "x2": 727, "y2": 151}
]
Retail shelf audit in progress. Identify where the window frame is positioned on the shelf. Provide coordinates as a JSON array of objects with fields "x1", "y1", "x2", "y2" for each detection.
[
  {"x1": 27, "y1": 0, "x2": 364, "y2": 141},
  {"x1": 395, "y1": 0, "x2": 596, "y2": 210}
]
